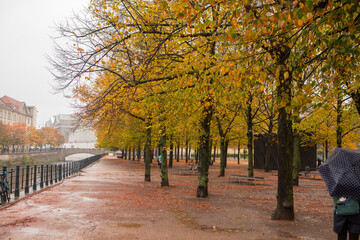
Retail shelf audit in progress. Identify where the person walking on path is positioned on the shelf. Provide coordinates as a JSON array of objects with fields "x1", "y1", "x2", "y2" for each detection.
[
  {"x1": 157, "y1": 155, "x2": 161, "y2": 168},
  {"x1": 333, "y1": 196, "x2": 360, "y2": 240},
  {"x1": 318, "y1": 148, "x2": 360, "y2": 240}
]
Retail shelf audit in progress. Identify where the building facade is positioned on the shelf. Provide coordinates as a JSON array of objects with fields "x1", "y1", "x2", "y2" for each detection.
[
  {"x1": 45, "y1": 114, "x2": 76, "y2": 142},
  {"x1": 0, "y1": 95, "x2": 37, "y2": 127},
  {"x1": 63, "y1": 128, "x2": 96, "y2": 149},
  {"x1": 46, "y1": 114, "x2": 96, "y2": 148}
]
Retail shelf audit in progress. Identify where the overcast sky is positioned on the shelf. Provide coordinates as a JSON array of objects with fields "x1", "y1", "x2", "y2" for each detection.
[{"x1": 0, "y1": 0, "x2": 89, "y2": 128}]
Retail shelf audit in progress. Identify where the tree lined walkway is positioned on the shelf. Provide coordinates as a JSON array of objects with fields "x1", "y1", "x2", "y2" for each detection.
[{"x1": 0, "y1": 156, "x2": 335, "y2": 239}]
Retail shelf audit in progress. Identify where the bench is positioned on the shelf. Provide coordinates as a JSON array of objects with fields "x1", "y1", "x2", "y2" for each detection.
[
  {"x1": 299, "y1": 172, "x2": 321, "y2": 180},
  {"x1": 173, "y1": 166, "x2": 198, "y2": 175},
  {"x1": 228, "y1": 175, "x2": 265, "y2": 185}
]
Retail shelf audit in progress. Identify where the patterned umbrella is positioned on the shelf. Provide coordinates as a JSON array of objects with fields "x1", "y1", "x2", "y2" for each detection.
[{"x1": 318, "y1": 148, "x2": 360, "y2": 199}]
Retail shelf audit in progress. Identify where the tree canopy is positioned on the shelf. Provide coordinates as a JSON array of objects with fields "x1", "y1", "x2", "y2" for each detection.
[{"x1": 50, "y1": 0, "x2": 360, "y2": 221}]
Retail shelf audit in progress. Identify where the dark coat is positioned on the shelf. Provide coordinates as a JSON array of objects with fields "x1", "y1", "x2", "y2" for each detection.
[
  {"x1": 334, "y1": 212, "x2": 360, "y2": 234},
  {"x1": 333, "y1": 197, "x2": 360, "y2": 234}
]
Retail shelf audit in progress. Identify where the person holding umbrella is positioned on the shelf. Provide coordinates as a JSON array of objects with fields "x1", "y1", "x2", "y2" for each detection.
[{"x1": 318, "y1": 148, "x2": 360, "y2": 240}]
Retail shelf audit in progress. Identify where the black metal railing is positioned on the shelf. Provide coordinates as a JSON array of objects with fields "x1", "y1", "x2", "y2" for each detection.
[{"x1": 0, "y1": 154, "x2": 105, "y2": 205}]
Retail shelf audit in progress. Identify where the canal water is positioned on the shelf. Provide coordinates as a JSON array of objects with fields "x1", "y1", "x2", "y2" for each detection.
[{"x1": 2, "y1": 153, "x2": 95, "y2": 169}]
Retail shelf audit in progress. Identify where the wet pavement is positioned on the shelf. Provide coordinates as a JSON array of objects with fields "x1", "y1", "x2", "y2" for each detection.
[{"x1": 0, "y1": 156, "x2": 336, "y2": 239}]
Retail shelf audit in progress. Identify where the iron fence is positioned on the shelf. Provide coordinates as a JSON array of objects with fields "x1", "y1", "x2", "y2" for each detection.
[{"x1": 0, "y1": 154, "x2": 105, "y2": 204}]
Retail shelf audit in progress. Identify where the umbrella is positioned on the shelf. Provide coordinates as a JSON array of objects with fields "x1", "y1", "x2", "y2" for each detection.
[{"x1": 318, "y1": 148, "x2": 360, "y2": 199}]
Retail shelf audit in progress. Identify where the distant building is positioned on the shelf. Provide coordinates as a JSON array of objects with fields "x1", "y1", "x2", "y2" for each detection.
[
  {"x1": 45, "y1": 114, "x2": 75, "y2": 142},
  {"x1": 46, "y1": 114, "x2": 96, "y2": 148},
  {"x1": 63, "y1": 128, "x2": 96, "y2": 149},
  {"x1": 0, "y1": 95, "x2": 37, "y2": 127}
]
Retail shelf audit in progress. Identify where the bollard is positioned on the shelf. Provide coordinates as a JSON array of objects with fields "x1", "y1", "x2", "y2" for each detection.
[
  {"x1": 40, "y1": 165, "x2": 44, "y2": 188},
  {"x1": 15, "y1": 166, "x2": 20, "y2": 197},
  {"x1": 21, "y1": 168, "x2": 24, "y2": 190},
  {"x1": 63, "y1": 163, "x2": 65, "y2": 179},
  {"x1": 30, "y1": 167, "x2": 33, "y2": 189},
  {"x1": 50, "y1": 165, "x2": 53, "y2": 184},
  {"x1": 59, "y1": 164, "x2": 62, "y2": 181},
  {"x1": 54, "y1": 165, "x2": 57, "y2": 183},
  {"x1": 46, "y1": 165, "x2": 49, "y2": 186},
  {"x1": 9, "y1": 168, "x2": 13, "y2": 194},
  {"x1": 25, "y1": 165, "x2": 29, "y2": 194},
  {"x1": 33, "y1": 165, "x2": 37, "y2": 191}
]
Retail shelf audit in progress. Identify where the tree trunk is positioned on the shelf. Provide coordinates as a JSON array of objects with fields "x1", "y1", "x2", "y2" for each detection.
[
  {"x1": 265, "y1": 118, "x2": 274, "y2": 172},
  {"x1": 160, "y1": 125, "x2": 169, "y2": 187},
  {"x1": 350, "y1": 90, "x2": 360, "y2": 116},
  {"x1": 195, "y1": 149, "x2": 199, "y2": 164},
  {"x1": 196, "y1": 101, "x2": 213, "y2": 198},
  {"x1": 132, "y1": 147, "x2": 135, "y2": 161},
  {"x1": 185, "y1": 139, "x2": 189, "y2": 163},
  {"x1": 336, "y1": 92, "x2": 343, "y2": 148},
  {"x1": 219, "y1": 137, "x2": 226, "y2": 177},
  {"x1": 196, "y1": 31, "x2": 215, "y2": 198},
  {"x1": 246, "y1": 96, "x2": 254, "y2": 177},
  {"x1": 272, "y1": 67, "x2": 294, "y2": 221},
  {"x1": 169, "y1": 134, "x2": 173, "y2": 168},
  {"x1": 137, "y1": 143, "x2": 141, "y2": 161},
  {"x1": 216, "y1": 116, "x2": 228, "y2": 175},
  {"x1": 237, "y1": 143, "x2": 240, "y2": 164},
  {"x1": 213, "y1": 144, "x2": 216, "y2": 163},
  {"x1": 265, "y1": 140, "x2": 271, "y2": 172},
  {"x1": 225, "y1": 140, "x2": 229, "y2": 168},
  {"x1": 174, "y1": 146, "x2": 177, "y2": 161},
  {"x1": 151, "y1": 148, "x2": 154, "y2": 163},
  {"x1": 176, "y1": 140, "x2": 180, "y2": 162},
  {"x1": 143, "y1": 146, "x2": 146, "y2": 162},
  {"x1": 292, "y1": 130, "x2": 301, "y2": 186},
  {"x1": 181, "y1": 146, "x2": 183, "y2": 160},
  {"x1": 144, "y1": 117, "x2": 152, "y2": 182},
  {"x1": 325, "y1": 140, "x2": 328, "y2": 160},
  {"x1": 189, "y1": 146, "x2": 192, "y2": 160}
]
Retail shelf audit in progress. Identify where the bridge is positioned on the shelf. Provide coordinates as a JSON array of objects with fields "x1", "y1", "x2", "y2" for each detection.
[
  {"x1": 0, "y1": 148, "x2": 106, "y2": 162},
  {"x1": 57, "y1": 148, "x2": 105, "y2": 161}
]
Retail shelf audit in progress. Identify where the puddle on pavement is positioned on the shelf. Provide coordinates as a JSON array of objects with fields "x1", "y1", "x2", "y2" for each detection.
[
  {"x1": 21, "y1": 227, "x2": 42, "y2": 235},
  {"x1": 117, "y1": 223, "x2": 142, "y2": 228},
  {"x1": 81, "y1": 196, "x2": 96, "y2": 202},
  {"x1": 35, "y1": 205, "x2": 52, "y2": 212},
  {"x1": 172, "y1": 209, "x2": 245, "y2": 233}
]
